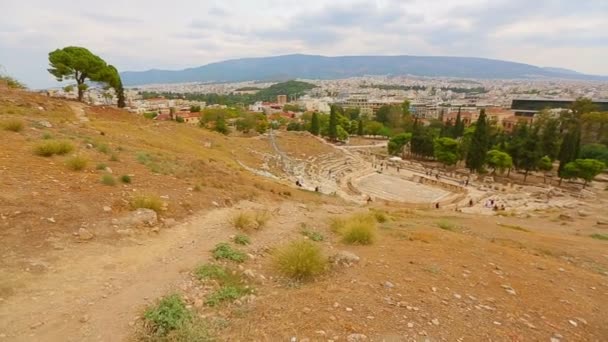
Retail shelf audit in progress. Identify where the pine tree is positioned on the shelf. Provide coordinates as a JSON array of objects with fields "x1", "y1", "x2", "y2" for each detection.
[
  {"x1": 558, "y1": 128, "x2": 581, "y2": 181},
  {"x1": 310, "y1": 112, "x2": 320, "y2": 136},
  {"x1": 540, "y1": 118, "x2": 560, "y2": 160},
  {"x1": 328, "y1": 105, "x2": 338, "y2": 141},
  {"x1": 454, "y1": 108, "x2": 465, "y2": 138},
  {"x1": 465, "y1": 109, "x2": 489, "y2": 173}
]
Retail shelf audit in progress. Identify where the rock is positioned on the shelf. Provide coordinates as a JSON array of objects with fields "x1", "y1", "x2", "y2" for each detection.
[
  {"x1": 384, "y1": 281, "x2": 395, "y2": 289},
  {"x1": 431, "y1": 318, "x2": 440, "y2": 326},
  {"x1": 407, "y1": 322, "x2": 414, "y2": 328},
  {"x1": 568, "y1": 320, "x2": 578, "y2": 327},
  {"x1": 597, "y1": 218, "x2": 608, "y2": 225},
  {"x1": 347, "y1": 334, "x2": 368, "y2": 342},
  {"x1": 116, "y1": 229, "x2": 134, "y2": 237},
  {"x1": 345, "y1": 307, "x2": 353, "y2": 312},
  {"x1": 38, "y1": 120, "x2": 52, "y2": 128},
  {"x1": 243, "y1": 269, "x2": 256, "y2": 278},
  {"x1": 501, "y1": 285, "x2": 517, "y2": 295},
  {"x1": 162, "y1": 218, "x2": 177, "y2": 227},
  {"x1": 47, "y1": 217, "x2": 56, "y2": 223},
  {"x1": 453, "y1": 293, "x2": 462, "y2": 299},
  {"x1": 103, "y1": 206, "x2": 112, "y2": 212},
  {"x1": 86, "y1": 143, "x2": 94, "y2": 149},
  {"x1": 577, "y1": 210, "x2": 591, "y2": 217},
  {"x1": 315, "y1": 330, "x2": 326, "y2": 336},
  {"x1": 559, "y1": 213, "x2": 573, "y2": 221},
  {"x1": 80, "y1": 314, "x2": 90, "y2": 323},
  {"x1": 78, "y1": 228, "x2": 94, "y2": 240},
  {"x1": 105, "y1": 167, "x2": 113, "y2": 174},
  {"x1": 212, "y1": 201, "x2": 220, "y2": 207},
  {"x1": 120, "y1": 209, "x2": 158, "y2": 227},
  {"x1": 332, "y1": 250, "x2": 360, "y2": 265}
]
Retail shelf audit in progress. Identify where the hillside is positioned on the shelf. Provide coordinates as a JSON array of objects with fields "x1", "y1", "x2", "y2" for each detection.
[
  {"x1": 1, "y1": 84, "x2": 608, "y2": 341},
  {"x1": 121, "y1": 54, "x2": 608, "y2": 85}
]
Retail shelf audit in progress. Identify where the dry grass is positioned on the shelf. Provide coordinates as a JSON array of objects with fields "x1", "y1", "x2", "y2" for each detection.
[
  {"x1": 101, "y1": 174, "x2": 116, "y2": 186},
  {"x1": 331, "y1": 213, "x2": 377, "y2": 245},
  {"x1": 131, "y1": 194, "x2": 163, "y2": 213},
  {"x1": 33, "y1": 140, "x2": 74, "y2": 157},
  {"x1": 231, "y1": 210, "x2": 271, "y2": 231},
  {"x1": 1, "y1": 118, "x2": 24, "y2": 132},
  {"x1": 274, "y1": 240, "x2": 327, "y2": 280},
  {"x1": 65, "y1": 155, "x2": 88, "y2": 171}
]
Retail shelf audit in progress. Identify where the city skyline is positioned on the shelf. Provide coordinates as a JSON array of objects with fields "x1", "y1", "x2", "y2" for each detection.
[{"x1": 1, "y1": 0, "x2": 607, "y2": 88}]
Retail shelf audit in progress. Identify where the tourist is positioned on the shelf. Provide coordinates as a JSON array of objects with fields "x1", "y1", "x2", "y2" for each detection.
[
  {"x1": 367, "y1": 196, "x2": 373, "y2": 204},
  {"x1": 469, "y1": 199, "x2": 474, "y2": 207},
  {"x1": 315, "y1": 186, "x2": 319, "y2": 192},
  {"x1": 435, "y1": 203, "x2": 440, "y2": 209}
]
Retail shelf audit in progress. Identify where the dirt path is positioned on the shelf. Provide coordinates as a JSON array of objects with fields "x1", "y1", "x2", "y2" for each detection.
[
  {"x1": 0, "y1": 200, "x2": 345, "y2": 341},
  {"x1": 68, "y1": 102, "x2": 89, "y2": 123}
]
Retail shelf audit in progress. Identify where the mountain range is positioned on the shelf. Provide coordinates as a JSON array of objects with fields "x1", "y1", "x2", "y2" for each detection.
[{"x1": 120, "y1": 54, "x2": 607, "y2": 86}]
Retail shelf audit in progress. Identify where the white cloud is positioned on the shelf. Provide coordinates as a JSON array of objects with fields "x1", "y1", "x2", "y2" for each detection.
[{"x1": 0, "y1": 0, "x2": 606, "y2": 88}]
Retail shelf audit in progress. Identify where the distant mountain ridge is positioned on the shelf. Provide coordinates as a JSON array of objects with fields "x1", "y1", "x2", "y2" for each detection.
[{"x1": 121, "y1": 54, "x2": 607, "y2": 86}]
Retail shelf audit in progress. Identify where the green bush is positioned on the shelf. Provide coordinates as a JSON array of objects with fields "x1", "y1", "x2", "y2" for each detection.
[
  {"x1": 372, "y1": 210, "x2": 389, "y2": 223},
  {"x1": 205, "y1": 285, "x2": 250, "y2": 307},
  {"x1": 97, "y1": 143, "x2": 111, "y2": 154},
  {"x1": 165, "y1": 318, "x2": 212, "y2": 341},
  {"x1": 1, "y1": 119, "x2": 24, "y2": 132},
  {"x1": 234, "y1": 234, "x2": 251, "y2": 245},
  {"x1": 65, "y1": 155, "x2": 88, "y2": 171},
  {"x1": 131, "y1": 194, "x2": 163, "y2": 212},
  {"x1": 42, "y1": 132, "x2": 52, "y2": 140},
  {"x1": 121, "y1": 175, "x2": 132, "y2": 184},
  {"x1": 101, "y1": 174, "x2": 116, "y2": 186},
  {"x1": 342, "y1": 221, "x2": 375, "y2": 245},
  {"x1": 144, "y1": 294, "x2": 191, "y2": 337},
  {"x1": 194, "y1": 264, "x2": 230, "y2": 281},
  {"x1": 96, "y1": 163, "x2": 107, "y2": 170},
  {"x1": 274, "y1": 240, "x2": 327, "y2": 280},
  {"x1": 109, "y1": 153, "x2": 119, "y2": 162},
  {"x1": 590, "y1": 233, "x2": 608, "y2": 241},
  {"x1": 34, "y1": 140, "x2": 74, "y2": 157},
  {"x1": 212, "y1": 243, "x2": 246, "y2": 263},
  {"x1": 437, "y1": 220, "x2": 456, "y2": 231},
  {"x1": 301, "y1": 228, "x2": 324, "y2": 242}
]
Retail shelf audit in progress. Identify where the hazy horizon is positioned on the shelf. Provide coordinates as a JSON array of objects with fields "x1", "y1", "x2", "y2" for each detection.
[{"x1": 2, "y1": 0, "x2": 607, "y2": 88}]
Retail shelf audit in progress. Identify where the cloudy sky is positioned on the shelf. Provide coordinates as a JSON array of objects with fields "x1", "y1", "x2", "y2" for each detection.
[{"x1": 1, "y1": 0, "x2": 607, "y2": 88}]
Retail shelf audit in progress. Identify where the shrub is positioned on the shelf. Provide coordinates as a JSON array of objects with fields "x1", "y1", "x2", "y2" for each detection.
[
  {"x1": 342, "y1": 221, "x2": 375, "y2": 245},
  {"x1": 96, "y1": 163, "x2": 108, "y2": 170},
  {"x1": 131, "y1": 194, "x2": 163, "y2": 213},
  {"x1": 332, "y1": 214, "x2": 377, "y2": 245},
  {"x1": 590, "y1": 233, "x2": 608, "y2": 241},
  {"x1": 65, "y1": 155, "x2": 88, "y2": 171},
  {"x1": 274, "y1": 240, "x2": 327, "y2": 280},
  {"x1": 372, "y1": 210, "x2": 389, "y2": 223},
  {"x1": 165, "y1": 318, "x2": 212, "y2": 341},
  {"x1": 212, "y1": 243, "x2": 246, "y2": 263},
  {"x1": 33, "y1": 140, "x2": 74, "y2": 157},
  {"x1": 121, "y1": 175, "x2": 132, "y2": 184},
  {"x1": 234, "y1": 234, "x2": 251, "y2": 245},
  {"x1": 97, "y1": 143, "x2": 110, "y2": 154},
  {"x1": 301, "y1": 228, "x2": 324, "y2": 242},
  {"x1": 437, "y1": 220, "x2": 456, "y2": 231},
  {"x1": 42, "y1": 132, "x2": 52, "y2": 140},
  {"x1": 101, "y1": 174, "x2": 116, "y2": 186},
  {"x1": 231, "y1": 212, "x2": 253, "y2": 230},
  {"x1": 254, "y1": 210, "x2": 270, "y2": 229},
  {"x1": 144, "y1": 294, "x2": 191, "y2": 337},
  {"x1": 193, "y1": 184, "x2": 202, "y2": 192},
  {"x1": 205, "y1": 285, "x2": 250, "y2": 307},
  {"x1": 1, "y1": 119, "x2": 24, "y2": 132},
  {"x1": 109, "y1": 153, "x2": 119, "y2": 162}
]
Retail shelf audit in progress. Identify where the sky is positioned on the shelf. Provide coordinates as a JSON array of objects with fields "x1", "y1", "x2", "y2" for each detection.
[{"x1": 1, "y1": 0, "x2": 607, "y2": 88}]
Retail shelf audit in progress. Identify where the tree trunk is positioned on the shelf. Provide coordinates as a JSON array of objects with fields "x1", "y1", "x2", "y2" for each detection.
[
  {"x1": 523, "y1": 170, "x2": 528, "y2": 183},
  {"x1": 77, "y1": 86, "x2": 84, "y2": 102}
]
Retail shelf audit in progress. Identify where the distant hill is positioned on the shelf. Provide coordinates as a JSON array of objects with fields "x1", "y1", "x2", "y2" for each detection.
[
  {"x1": 121, "y1": 54, "x2": 608, "y2": 86},
  {"x1": 541, "y1": 67, "x2": 581, "y2": 75}
]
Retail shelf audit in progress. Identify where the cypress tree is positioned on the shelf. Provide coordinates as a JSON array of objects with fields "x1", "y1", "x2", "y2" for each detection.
[
  {"x1": 558, "y1": 128, "x2": 581, "y2": 179},
  {"x1": 465, "y1": 109, "x2": 489, "y2": 173},
  {"x1": 357, "y1": 119, "x2": 364, "y2": 136},
  {"x1": 454, "y1": 108, "x2": 465, "y2": 138},
  {"x1": 328, "y1": 105, "x2": 338, "y2": 141},
  {"x1": 310, "y1": 112, "x2": 320, "y2": 136}
]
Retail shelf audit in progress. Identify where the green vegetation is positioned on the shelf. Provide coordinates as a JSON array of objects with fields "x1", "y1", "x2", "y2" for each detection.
[
  {"x1": 140, "y1": 80, "x2": 315, "y2": 106},
  {"x1": 361, "y1": 84, "x2": 487, "y2": 94},
  {"x1": 130, "y1": 194, "x2": 163, "y2": 213},
  {"x1": 372, "y1": 210, "x2": 389, "y2": 223},
  {"x1": 101, "y1": 174, "x2": 116, "y2": 186},
  {"x1": 300, "y1": 227, "x2": 324, "y2": 241},
  {"x1": 121, "y1": 175, "x2": 132, "y2": 184},
  {"x1": 194, "y1": 264, "x2": 232, "y2": 282},
  {"x1": 212, "y1": 243, "x2": 246, "y2": 263},
  {"x1": 233, "y1": 234, "x2": 251, "y2": 245},
  {"x1": 274, "y1": 240, "x2": 327, "y2": 280},
  {"x1": 96, "y1": 163, "x2": 108, "y2": 170},
  {"x1": 437, "y1": 220, "x2": 456, "y2": 231},
  {"x1": 332, "y1": 214, "x2": 377, "y2": 245},
  {"x1": 96, "y1": 143, "x2": 111, "y2": 154},
  {"x1": 562, "y1": 159, "x2": 606, "y2": 188},
  {"x1": 143, "y1": 294, "x2": 192, "y2": 337},
  {"x1": 0, "y1": 74, "x2": 26, "y2": 89},
  {"x1": 590, "y1": 233, "x2": 608, "y2": 241},
  {"x1": 231, "y1": 212, "x2": 253, "y2": 230},
  {"x1": 48, "y1": 46, "x2": 124, "y2": 106},
  {"x1": 34, "y1": 140, "x2": 74, "y2": 157},
  {"x1": 65, "y1": 155, "x2": 88, "y2": 171},
  {"x1": 1, "y1": 118, "x2": 25, "y2": 132},
  {"x1": 205, "y1": 285, "x2": 251, "y2": 307}
]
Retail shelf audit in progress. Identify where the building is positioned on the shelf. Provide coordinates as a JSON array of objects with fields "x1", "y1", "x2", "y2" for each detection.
[
  {"x1": 277, "y1": 95, "x2": 287, "y2": 106},
  {"x1": 335, "y1": 94, "x2": 402, "y2": 118},
  {"x1": 511, "y1": 98, "x2": 608, "y2": 116}
]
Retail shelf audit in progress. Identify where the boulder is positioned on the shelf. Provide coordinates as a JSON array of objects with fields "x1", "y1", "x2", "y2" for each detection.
[
  {"x1": 597, "y1": 218, "x2": 608, "y2": 226},
  {"x1": 578, "y1": 210, "x2": 591, "y2": 217},
  {"x1": 332, "y1": 250, "x2": 360, "y2": 265},
  {"x1": 119, "y1": 209, "x2": 158, "y2": 227},
  {"x1": 37, "y1": 120, "x2": 52, "y2": 128},
  {"x1": 78, "y1": 228, "x2": 94, "y2": 240}
]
